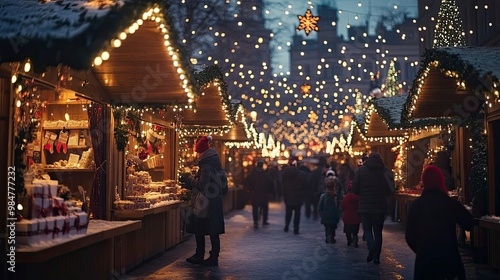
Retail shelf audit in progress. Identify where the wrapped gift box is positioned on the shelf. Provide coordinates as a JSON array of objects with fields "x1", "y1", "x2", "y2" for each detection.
[
  {"x1": 25, "y1": 183, "x2": 44, "y2": 196},
  {"x1": 51, "y1": 215, "x2": 66, "y2": 239},
  {"x1": 30, "y1": 197, "x2": 53, "y2": 219},
  {"x1": 38, "y1": 217, "x2": 56, "y2": 242},
  {"x1": 72, "y1": 212, "x2": 88, "y2": 234},
  {"x1": 66, "y1": 215, "x2": 77, "y2": 235},
  {"x1": 46, "y1": 180, "x2": 58, "y2": 197},
  {"x1": 16, "y1": 218, "x2": 42, "y2": 245}
]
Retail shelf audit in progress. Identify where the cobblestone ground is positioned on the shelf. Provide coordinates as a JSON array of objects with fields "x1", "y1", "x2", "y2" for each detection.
[{"x1": 121, "y1": 202, "x2": 500, "y2": 280}]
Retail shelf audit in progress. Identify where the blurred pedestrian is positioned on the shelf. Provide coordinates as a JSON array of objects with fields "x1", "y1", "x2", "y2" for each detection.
[
  {"x1": 351, "y1": 152, "x2": 395, "y2": 264},
  {"x1": 406, "y1": 165, "x2": 475, "y2": 280},
  {"x1": 244, "y1": 161, "x2": 274, "y2": 229},
  {"x1": 318, "y1": 177, "x2": 341, "y2": 243},
  {"x1": 339, "y1": 162, "x2": 355, "y2": 196},
  {"x1": 180, "y1": 135, "x2": 225, "y2": 267},
  {"x1": 305, "y1": 157, "x2": 327, "y2": 220},
  {"x1": 282, "y1": 158, "x2": 308, "y2": 234},
  {"x1": 340, "y1": 181, "x2": 360, "y2": 247}
]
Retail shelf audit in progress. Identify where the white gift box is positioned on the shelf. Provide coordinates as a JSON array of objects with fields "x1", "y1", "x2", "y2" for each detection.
[
  {"x1": 51, "y1": 215, "x2": 66, "y2": 239},
  {"x1": 73, "y1": 212, "x2": 88, "y2": 234},
  {"x1": 26, "y1": 184, "x2": 44, "y2": 196},
  {"x1": 67, "y1": 206, "x2": 82, "y2": 213},
  {"x1": 53, "y1": 197, "x2": 64, "y2": 209},
  {"x1": 47, "y1": 180, "x2": 58, "y2": 196},
  {"x1": 16, "y1": 218, "x2": 42, "y2": 245},
  {"x1": 31, "y1": 197, "x2": 53, "y2": 219},
  {"x1": 67, "y1": 215, "x2": 77, "y2": 234},
  {"x1": 39, "y1": 217, "x2": 56, "y2": 242}
]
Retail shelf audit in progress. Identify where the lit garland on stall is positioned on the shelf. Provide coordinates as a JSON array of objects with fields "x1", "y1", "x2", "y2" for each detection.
[
  {"x1": 224, "y1": 104, "x2": 258, "y2": 148},
  {"x1": 12, "y1": 69, "x2": 44, "y2": 195},
  {"x1": 91, "y1": 3, "x2": 198, "y2": 111},
  {"x1": 194, "y1": 65, "x2": 236, "y2": 125},
  {"x1": 467, "y1": 117, "x2": 488, "y2": 216}
]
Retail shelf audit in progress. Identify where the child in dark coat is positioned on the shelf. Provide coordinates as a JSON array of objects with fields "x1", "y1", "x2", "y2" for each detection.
[
  {"x1": 318, "y1": 177, "x2": 341, "y2": 243},
  {"x1": 340, "y1": 181, "x2": 360, "y2": 247}
]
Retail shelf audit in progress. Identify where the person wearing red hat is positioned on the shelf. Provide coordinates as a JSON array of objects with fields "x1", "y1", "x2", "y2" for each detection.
[
  {"x1": 406, "y1": 165, "x2": 475, "y2": 280},
  {"x1": 180, "y1": 135, "x2": 225, "y2": 267},
  {"x1": 340, "y1": 181, "x2": 360, "y2": 247}
]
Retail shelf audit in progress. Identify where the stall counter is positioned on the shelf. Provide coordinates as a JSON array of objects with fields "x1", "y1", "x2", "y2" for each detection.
[{"x1": 16, "y1": 219, "x2": 141, "y2": 279}]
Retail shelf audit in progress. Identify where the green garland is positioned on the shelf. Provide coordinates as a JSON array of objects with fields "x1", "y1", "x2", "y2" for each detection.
[
  {"x1": 468, "y1": 117, "x2": 488, "y2": 217},
  {"x1": 113, "y1": 107, "x2": 152, "y2": 152},
  {"x1": 113, "y1": 107, "x2": 129, "y2": 152},
  {"x1": 194, "y1": 65, "x2": 236, "y2": 123}
]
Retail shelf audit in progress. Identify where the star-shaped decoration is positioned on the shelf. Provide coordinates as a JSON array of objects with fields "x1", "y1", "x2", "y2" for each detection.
[
  {"x1": 301, "y1": 83, "x2": 311, "y2": 95},
  {"x1": 297, "y1": 9, "x2": 320, "y2": 36}
]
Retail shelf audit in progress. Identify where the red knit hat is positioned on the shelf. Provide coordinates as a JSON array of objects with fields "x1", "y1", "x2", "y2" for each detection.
[
  {"x1": 421, "y1": 165, "x2": 447, "y2": 194},
  {"x1": 195, "y1": 135, "x2": 212, "y2": 153}
]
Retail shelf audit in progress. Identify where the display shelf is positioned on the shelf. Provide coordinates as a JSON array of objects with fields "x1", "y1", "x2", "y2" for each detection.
[
  {"x1": 42, "y1": 126, "x2": 89, "y2": 130},
  {"x1": 43, "y1": 168, "x2": 94, "y2": 172},
  {"x1": 112, "y1": 201, "x2": 185, "y2": 219},
  {"x1": 67, "y1": 145, "x2": 90, "y2": 149}
]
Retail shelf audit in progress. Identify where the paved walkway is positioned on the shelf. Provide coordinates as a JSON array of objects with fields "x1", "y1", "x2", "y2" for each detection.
[{"x1": 120, "y1": 202, "x2": 500, "y2": 280}]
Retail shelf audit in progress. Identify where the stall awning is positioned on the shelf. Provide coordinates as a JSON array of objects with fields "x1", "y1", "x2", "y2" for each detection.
[
  {"x1": 403, "y1": 46, "x2": 500, "y2": 125},
  {"x1": 92, "y1": 20, "x2": 193, "y2": 106},
  {"x1": 182, "y1": 83, "x2": 232, "y2": 127}
]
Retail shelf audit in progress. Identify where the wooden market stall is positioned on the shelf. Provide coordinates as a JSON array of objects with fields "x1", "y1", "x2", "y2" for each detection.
[
  {"x1": 400, "y1": 46, "x2": 498, "y2": 265},
  {"x1": 0, "y1": 1, "x2": 200, "y2": 277},
  {"x1": 348, "y1": 95, "x2": 408, "y2": 222},
  {"x1": 179, "y1": 65, "x2": 241, "y2": 214},
  {"x1": 216, "y1": 102, "x2": 259, "y2": 212}
]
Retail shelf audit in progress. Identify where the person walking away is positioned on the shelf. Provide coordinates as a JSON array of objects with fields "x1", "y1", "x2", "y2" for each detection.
[
  {"x1": 339, "y1": 162, "x2": 355, "y2": 197},
  {"x1": 305, "y1": 157, "x2": 327, "y2": 220},
  {"x1": 318, "y1": 177, "x2": 341, "y2": 243},
  {"x1": 244, "y1": 161, "x2": 274, "y2": 229},
  {"x1": 282, "y1": 158, "x2": 307, "y2": 234},
  {"x1": 267, "y1": 161, "x2": 281, "y2": 202},
  {"x1": 179, "y1": 135, "x2": 225, "y2": 267},
  {"x1": 340, "y1": 181, "x2": 360, "y2": 247},
  {"x1": 405, "y1": 165, "x2": 475, "y2": 280},
  {"x1": 351, "y1": 152, "x2": 395, "y2": 264}
]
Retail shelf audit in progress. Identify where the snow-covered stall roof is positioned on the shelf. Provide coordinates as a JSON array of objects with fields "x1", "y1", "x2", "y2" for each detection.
[
  {"x1": 0, "y1": 0, "x2": 124, "y2": 40},
  {"x1": 403, "y1": 46, "x2": 500, "y2": 124},
  {"x1": 370, "y1": 93, "x2": 408, "y2": 128},
  {"x1": 0, "y1": 0, "x2": 156, "y2": 71}
]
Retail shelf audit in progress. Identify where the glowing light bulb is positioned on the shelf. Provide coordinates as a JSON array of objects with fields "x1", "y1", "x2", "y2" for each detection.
[
  {"x1": 65, "y1": 113, "x2": 70, "y2": 121},
  {"x1": 11, "y1": 74, "x2": 17, "y2": 84},
  {"x1": 24, "y1": 61, "x2": 31, "y2": 72}
]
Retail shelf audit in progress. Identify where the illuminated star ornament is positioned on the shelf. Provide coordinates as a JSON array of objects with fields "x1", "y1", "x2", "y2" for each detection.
[
  {"x1": 297, "y1": 9, "x2": 319, "y2": 36},
  {"x1": 301, "y1": 83, "x2": 311, "y2": 95}
]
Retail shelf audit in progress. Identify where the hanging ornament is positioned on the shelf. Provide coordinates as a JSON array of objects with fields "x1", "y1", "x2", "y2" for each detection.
[
  {"x1": 175, "y1": 111, "x2": 183, "y2": 130},
  {"x1": 301, "y1": 83, "x2": 311, "y2": 95},
  {"x1": 297, "y1": 9, "x2": 320, "y2": 36}
]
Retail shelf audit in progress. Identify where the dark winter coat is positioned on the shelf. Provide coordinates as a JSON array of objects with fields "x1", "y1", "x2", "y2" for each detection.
[
  {"x1": 184, "y1": 148, "x2": 225, "y2": 235},
  {"x1": 351, "y1": 157, "x2": 394, "y2": 214},
  {"x1": 318, "y1": 192, "x2": 340, "y2": 225},
  {"x1": 340, "y1": 192, "x2": 360, "y2": 225},
  {"x1": 282, "y1": 165, "x2": 307, "y2": 206},
  {"x1": 406, "y1": 190, "x2": 475, "y2": 280},
  {"x1": 309, "y1": 164, "x2": 325, "y2": 195},
  {"x1": 244, "y1": 167, "x2": 274, "y2": 204}
]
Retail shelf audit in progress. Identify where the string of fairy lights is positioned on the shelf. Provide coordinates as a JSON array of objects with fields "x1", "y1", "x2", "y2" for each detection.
[
  {"x1": 173, "y1": 0, "x2": 497, "y2": 154},
  {"x1": 9, "y1": 0, "x2": 499, "y2": 160}
]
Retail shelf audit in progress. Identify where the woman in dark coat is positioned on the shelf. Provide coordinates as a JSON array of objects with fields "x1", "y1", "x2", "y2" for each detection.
[
  {"x1": 406, "y1": 165, "x2": 475, "y2": 280},
  {"x1": 282, "y1": 158, "x2": 307, "y2": 234},
  {"x1": 181, "y1": 136, "x2": 225, "y2": 267}
]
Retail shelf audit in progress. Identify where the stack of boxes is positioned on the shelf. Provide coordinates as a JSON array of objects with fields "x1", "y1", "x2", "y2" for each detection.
[{"x1": 15, "y1": 179, "x2": 89, "y2": 246}]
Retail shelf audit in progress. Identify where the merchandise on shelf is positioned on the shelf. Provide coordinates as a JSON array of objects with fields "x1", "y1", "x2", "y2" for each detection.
[
  {"x1": 16, "y1": 179, "x2": 88, "y2": 246},
  {"x1": 116, "y1": 172, "x2": 181, "y2": 210}
]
